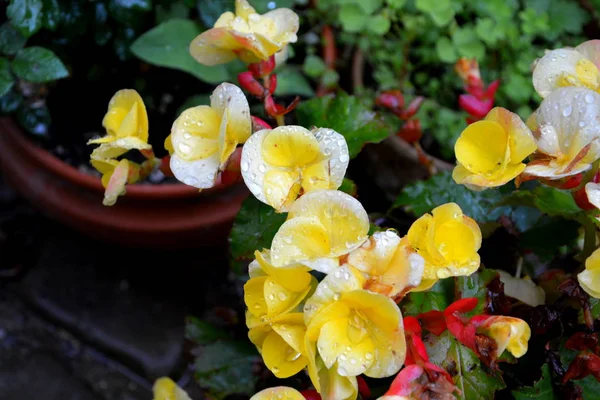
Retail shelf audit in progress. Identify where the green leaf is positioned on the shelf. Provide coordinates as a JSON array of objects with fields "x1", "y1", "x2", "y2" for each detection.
[
  {"x1": 229, "y1": 196, "x2": 287, "y2": 263},
  {"x1": 436, "y1": 37, "x2": 458, "y2": 63},
  {"x1": 455, "y1": 268, "x2": 500, "y2": 315},
  {"x1": 427, "y1": 331, "x2": 506, "y2": 399},
  {"x1": 0, "y1": 90, "x2": 23, "y2": 114},
  {"x1": 12, "y1": 47, "x2": 68, "y2": 83},
  {"x1": 548, "y1": 0, "x2": 589, "y2": 36},
  {"x1": 295, "y1": 92, "x2": 391, "y2": 158},
  {"x1": 452, "y1": 27, "x2": 485, "y2": 60},
  {"x1": 0, "y1": 23, "x2": 27, "y2": 55},
  {"x1": 366, "y1": 14, "x2": 391, "y2": 35},
  {"x1": 386, "y1": 0, "x2": 406, "y2": 9},
  {"x1": 109, "y1": 0, "x2": 151, "y2": 25},
  {"x1": 512, "y1": 364, "x2": 558, "y2": 399},
  {"x1": 249, "y1": 0, "x2": 294, "y2": 14},
  {"x1": 401, "y1": 278, "x2": 454, "y2": 315},
  {"x1": 416, "y1": 0, "x2": 454, "y2": 26},
  {"x1": 7, "y1": 0, "x2": 43, "y2": 38},
  {"x1": 519, "y1": 217, "x2": 579, "y2": 259},
  {"x1": 500, "y1": 186, "x2": 581, "y2": 218},
  {"x1": 197, "y1": 0, "x2": 234, "y2": 28},
  {"x1": 0, "y1": 58, "x2": 14, "y2": 97},
  {"x1": 130, "y1": 19, "x2": 231, "y2": 84},
  {"x1": 303, "y1": 55, "x2": 327, "y2": 78},
  {"x1": 394, "y1": 171, "x2": 510, "y2": 224},
  {"x1": 194, "y1": 340, "x2": 260, "y2": 398},
  {"x1": 339, "y1": 4, "x2": 367, "y2": 32},
  {"x1": 41, "y1": 0, "x2": 62, "y2": 31},
  {"x1": 156, "y1": 1, "x2": 190, "y2": 23},
  {"x1": 475, "y1": 18, "x2": 504, "y2": 45},
  {"x1": 339, "y1": 178, "x2": 357, "y2": 196},
  {"x1": 186, "y1": 316, "x2": 230, "y2": 344},
  {"x1": 273, "y1": 66, "x2": 315, "y2": 97}
]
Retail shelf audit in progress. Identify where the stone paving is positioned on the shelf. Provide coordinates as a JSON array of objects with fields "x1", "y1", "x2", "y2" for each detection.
[{"x1": 0, "y1": 174, "x2": 235, "y2": 400}]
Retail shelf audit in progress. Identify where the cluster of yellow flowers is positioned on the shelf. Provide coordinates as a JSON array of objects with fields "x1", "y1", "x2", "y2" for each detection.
[{"x1": 452, "y1": 39, "x2": 600, "y2": 299}]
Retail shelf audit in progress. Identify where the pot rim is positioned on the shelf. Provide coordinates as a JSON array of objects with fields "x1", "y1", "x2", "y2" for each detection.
[{"x1": 1, "y1": 117, "x2": 236, "y2": 200}]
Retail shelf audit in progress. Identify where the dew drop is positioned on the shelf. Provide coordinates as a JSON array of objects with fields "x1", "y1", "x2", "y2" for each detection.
[
  {"x1": 241, "y1": 160, "x2": 249, "y2": 172},
  {"x1": 277, "y1": 292, "x2": 288, "y2": 301},
  {"x1": 258, "y1": 164, "x2": 266, "y2": 173},
  {"x1": 339, "y1": 154, "x2": 349, "y2": 163},
  {"x1": 183, "y1": 132, "x2": 191, "y2": 139},
  {"x1": 268, "y1": 294, "x2": 275, "y2": 300},
  {"x1": 365, "y1": 352, "x2": 373, "y2": 360},
  {"x1": 585, "y1": 93, "x2": 595, "y2": 104},
  {"x1": 183, "y1": 176, "x2": 198, "y2": 186},
  {"x1": 562, "y1": 105, "x2": 573, "y2": 117},
  {"x1": 178, "y1": 143, "x2": 191, "y2": 154}
]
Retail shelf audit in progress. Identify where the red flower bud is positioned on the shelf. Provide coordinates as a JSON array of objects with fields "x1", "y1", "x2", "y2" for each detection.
[
  {"x1": 376, "y1": 90, "x2": 404, "y2": 111},
  {"x1": 268, "y1": 74, "x2": 278, "y2": 95},
  {"x1": 417, "y1": 310, "x2": 446, "y2": 336},
  {"x1": 251, "y1": 116, "x2": 272, "y2": 132},
  {"x1": 264, "y1": 94, "x2": 300, "y2": 118},
  {"x1": 357, "y1": 376, "x2": 371, "y2": 399},
  {"x1": 459, "y1": 94, "x2": 493, "y2": 119},
  {"x1": 399, "y1": 96, "x2": 425, "y2": 120},
  {"x1": 485, "y1": 80, "x2": 501, "y2": 99},
  {"x1": 248, "y1": 55, "x2": 276, "y2": 78},
  {"x1": 238, "y1": 71, "x2": 265, "y2": 97},
  {"x1": 300, "y1": 389, "x2": 322, "y2": 400},
  {"x1": 397, "y1": 119, "x2": 422, "y2": 144}
]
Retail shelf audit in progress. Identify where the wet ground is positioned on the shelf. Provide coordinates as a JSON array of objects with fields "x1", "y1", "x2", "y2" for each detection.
[{"x1": 0, "y1": 172, "x2": 239, "y2": 400}]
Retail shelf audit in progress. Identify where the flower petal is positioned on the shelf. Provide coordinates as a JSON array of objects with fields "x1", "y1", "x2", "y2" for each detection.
[
  {"x1": 585, "y1": 182, "x2": 600, "y2": 210},
  {"x1": 313, "y1": 127, "x2": 349, "y2": 189},
  {"x1": 532, "y1": 48, "x2": 593, "y2": 97},
  {"x1": 262, "y1": 8, "x2": 299, "y2": 44},
  {"x1": 190, "y1": 27, "x2": 240, "y2": 66},
  {"x1": 454, "y1": 120, "x2": 508, "y2": 175},
  {"x1": 211, "y1": 82, "x2": 252, "y2": 151},
  {"x1": 578, "y1": 268, "x2": 600, "y2": 299},
  {"x1": 249, "y1": 387, "x2": 305, "y2": 400},
  {"x1": 576, "y1": 39, "x2": 600, "y2": 67},
  {"x1": 171, "y1": 105, "x2": 221, "y2": 161},
  {"x1": 170, "y1": 152, "x2": 220, "y2": 188},
  {"x1": 485, "y1": 107, "x2": 537, "y2": 163},
  {"x1": 262, "y1": 330, "x2": 307, "y2": 378},
  {"x1": 254, "y1": 250, "x2": 312, "y2": 292},
  {"x1": 152, "y1": 377, "x2": 192, "y2": 400},
  {"x1": 102, "y1": 89, "x2": 149, "y2": 141},
  {"x1": 103, "y1": 159, "x2": 130, "y2": 206}
]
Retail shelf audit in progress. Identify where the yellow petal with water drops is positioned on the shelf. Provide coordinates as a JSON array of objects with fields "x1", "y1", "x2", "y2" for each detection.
[
  {"x1": 432, "y1": 217, "x2": 478, "y2": 266},
  {"x1": 211, "y1": 83, "x2": 252, "y2": 153},
  {"x1": 316, "y1": 360, "x2": 358, "y2": 400},
  {"x1": 576, "y1": 39, "x2": 600, "y2": 68},
  {"x1": 244, "y1": 276, "x2": 269, "y2": 318},
  {"x1": 249, "y1": 387, "x2": 305, "y2": 400},
  {"x1": 262, "y1": 126, "x2": 320, "y2": 168},
  {"x1": 379, "y1": 239, "x2": 424, "y2": 297},
  {"x1": 574, "y1": 58, "x2": 600, "y2": 90},
  {"x1": 406, "y1": 214, "x2": 431, "y2": 254},
  {"x1": 410, "y1": 277, "x2": 438, "y2": 292},
  {"x1": 152, "y1": 377, "x2": 192, "y2": 400},
  {"x1": 282, "y1": 190, "x2": 369, "y2": 259},
  {"x1": 264, "y1": 169, "x2": 301, "y2": 212},
  {"x1": 313, "y1": 127, "x2": 350, "y2": 189},
  {"x1": 190, "y1": 28, "x2": 240, "y2": 66},
  {"x1": 235, "y1": 0, "x2": 257, "y2": 20},
  {"x1": 306, "y1": 301, "x2": 352, "y2": 342},
  {"x1": 254, "y1": 250, "x2": 312, "y2": 292},
  {"x1": 271, "y1": 313, "x2": 306, "y2": 353},
  {"x1": 578, "y1": 268, "x2": 600, "y2": 299},
  {"x1": 533, "y1": 48, "x2": 593, "y2": 97},
  {"x1": 89, "y1": 137, "x2": 151, "y2": 161},
  {"x1": 477, "y1": 316, "x2": 531, "y2": 358},
  {"x1": 271, "y1": 216, "x2": 331, "y2": 268},
  {"x1": 263, "y1": 8, "x2": 300, "y2": 45},
  {"x1": 264, "y1": 277, "x2": 312, "y2": 318},
  {"x1": 102, "y1": 89, "x2": 148, "y2": 141},
  {"x1": 171, "y1": 105, "x2": 221, "y2": 161},
  {"x1": 304, "y1": 265, "x2": 364, "y2": 324},
  {"x1": 262, "y1": 330, "x2": 307, "y2": 378},
  {"x1": 301, "y1": 161, "x2": 331, "y2": 192},
  {"x1": 486, "y1": 107, "x2": 537, "y2": 163},
  {"x1": 170, "y1": 152, "x2": 221, "y2": 189},
  {"x1": 318, "y1": 317, "x2": 375, "y2": 375},
  {"x1": 91, "y1": 158, "x2": 118, "y2": 175},
  {"x1": 455, "y1": 120, "x2": 508, "y2": 175}
]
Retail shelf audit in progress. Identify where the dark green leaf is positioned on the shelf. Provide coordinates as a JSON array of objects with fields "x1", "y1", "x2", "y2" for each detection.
[
  {"x1": 502, "y1": 186, "x2": 581, "y2": 217},
  {"x1": 94, "y1": 2, "x2": 113, "y2": 46},
  {"x1": 0, "y1": 90, "x2": 23, "y2": 114},
  {"x1": 339, "y1": 4, "x2": 367, "y2": 32},
  {"x1": 455, "y1": 268, "x2": 500, "y2": 315},
  {"x1": 130, "y1": 19, "x2": 231, "y2": 84},
  {"x1": 518, "y1": 217, "x2": 579, "y2": 259},
  {"x1": 512, "y1": 364, "x2": 558, "y2": 399},
  {"x1": 0, "y1": 58, "x2": 14, "y2": 97},
  {"x1": 427, "y1": 331, "x2": 506, "y2": 399},
  {"x1": 273, "y1": 66, "x2": 315, "y2": 97},
  {"x1": 186, "y1": 316, "x2": 230, "y2": 344},
  {"x1": 156, "y1": 1, "x2": 190, "y2": 23},
  {"x1": 401, "y1": 278, "x2": 454, "y2": 315},
  {"x1": 250, "y1": 0, "x2": 294, "y2": 14},
  {"x1": 194, "y1": 340, "x2": 260, "y2": 398},
  {"x1": 197, "y1": 0, "x2": 234, "y2": 28},
  {"x1": 296, "y1": 92, "x2": 391, "y2": 158},
  {"x1": 229, "y1": 195, "x2": 287, "y2": 262},
  {"x1": 0, "y1": 23, "x2": 27, "y2": 55},
  {"x1": 41, "y1": 0, "x2": 62, "y2": 31},
  {"x1": 339, "y1": 178, "x2": 357, "y2": 196},
  {"x1": 303, "y1": 55, "x2": 327, "y2": 78},
  {"x1": 12, "y1": 46, "x2": 68, "y2": 83},
  {"x1": 109, "y1": 0, "x2": 152, "y2": 25},
  {"x1": 394, "y1": 171, "x2": 511, "y2": 224},
  {"x1": 7, "y1": 0, "x2": 43, "y2": 38}
]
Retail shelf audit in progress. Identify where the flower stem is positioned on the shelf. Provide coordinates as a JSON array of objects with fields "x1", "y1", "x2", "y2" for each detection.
[
  {"x1": 275, "y1": 115, "x2": 285, "y2": 126},
  {"x1": 581, "y1": 217, "x2": 597, "y2": 263}
]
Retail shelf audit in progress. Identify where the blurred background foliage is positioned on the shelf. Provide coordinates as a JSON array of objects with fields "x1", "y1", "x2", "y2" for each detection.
[{"x1": 0, "y1": 0, "x2": 598, "y2": 163}]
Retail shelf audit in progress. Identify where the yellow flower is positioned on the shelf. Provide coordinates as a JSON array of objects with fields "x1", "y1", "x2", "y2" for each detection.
[
  {"x1": 578, "y1": 248, "x2": 600, "y2": 299},
  {"x1": 249, "y1": 387, "x2": 305, "y2": 400},
  {"x1": 90, "y1": 159, "x2": 133, "y2": 206},
  {"x1": 170, "y1": 83, "x2": 251, "y2": 188},
  {"x1": 344, "y1": 229, "x2": 424, "y2": 300},
  {"x1": 453, "y1": 107, "x2": 537, "y2": 189},
  {"x1": 312, "y1": 357, "x2": 358, "y2": 400},
  {"x1": 303, "y1": 265, "x2": 406, "y2": 398},
  {"x1": 533, "y1": 40, "x2": 600, "y2": 98},
  {"x1": 190, "y1": 0, "x2": 299, "y2": 66},
  {"x1": 241, "y1": 126, "x2": 349, "y2": 212},
  {"x1": 523, "y1": 87, "x2": 600, "y2": 180},
  {"x1": 88, "y1": 89, "x2": 151, "y2": 160},
  {"x1": 270, "y1": 190, "x2": 370, "y2": 272},
  {"x1": 405, "y1": 203, "x2": 482, "y2": 287},
  {"x1": 476, "y1": 316, "x2": 531, "y2": 358},
  {"x1": 247, "y1": 312, "x2": 308, "y2": 379},
  {"x1": 152, "y1": 377, "x2": 192, "y2": 400},
  {"x1": 244, "y1": 250, "x2": 315, "y2": 321}
]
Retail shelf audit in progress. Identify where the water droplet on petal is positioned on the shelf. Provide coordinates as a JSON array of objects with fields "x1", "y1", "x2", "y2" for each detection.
[{"x1": 585, "y1": 93, "x2": 595, "y2": 104}]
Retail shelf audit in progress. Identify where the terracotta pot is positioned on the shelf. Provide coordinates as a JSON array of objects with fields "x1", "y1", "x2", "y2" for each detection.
[{"x1": 0, "y1": 118, "x2": 249, "y2": 248}]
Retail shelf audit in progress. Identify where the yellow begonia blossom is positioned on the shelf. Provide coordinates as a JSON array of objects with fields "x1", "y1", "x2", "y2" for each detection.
[
  {"x1": 88, "y1": 89, "x2": 151, "y2": 159},
  {"x1": 247, "y1": 312, "x2": 308, "y2": 379},
  {"x1": 244, "y1": 250, "x2": 315, "y2": 321},
  {"x1": 90, "y1": 159, "x2": 133, "y2": 206},
  {"x1": 190, "y1": 0, "x2": 299, "y2": 66},
  {"x1": 312, "y1": 357, "x2": 358, "y2": 400},
  {"x1": 476, "y1": 316, "x2": 531, "y2": 358},
  {"x1": 170, "y1": 83, "x2": 251, "y2": 188},
  {"x1": 453, "y1": 107, "x2": 537, "y2": 189},
  {"x1": 405, "y1": 203, "x2": 482, "y2": 287},
  {"x1": 249, "y1": 386, "x2": 305, "y2": 400},
  {"x1": 345, "y1": 229, "x2": 424, "y2": 300},
  {"x1": 578, "y1": 248, "x2": 600, "y2": 299},
  {"x1": 523, "y1": 87, "x2": 600, "y2": 180},
  {"x1": 152, "y1": 377, "x2": 192, "y2": 400},
  {"x1": 533, "y1": 40, "x2": 600, "y2": 98},
  {"x1": 241, "y1": 126, "x2": 349, "y2": 212},
  {"x1": 270, "y1": 190, "x2": 370, "y2": 273},
  {"x1": 303, "y1": 265, "x2": 406, "y2": 397}
]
